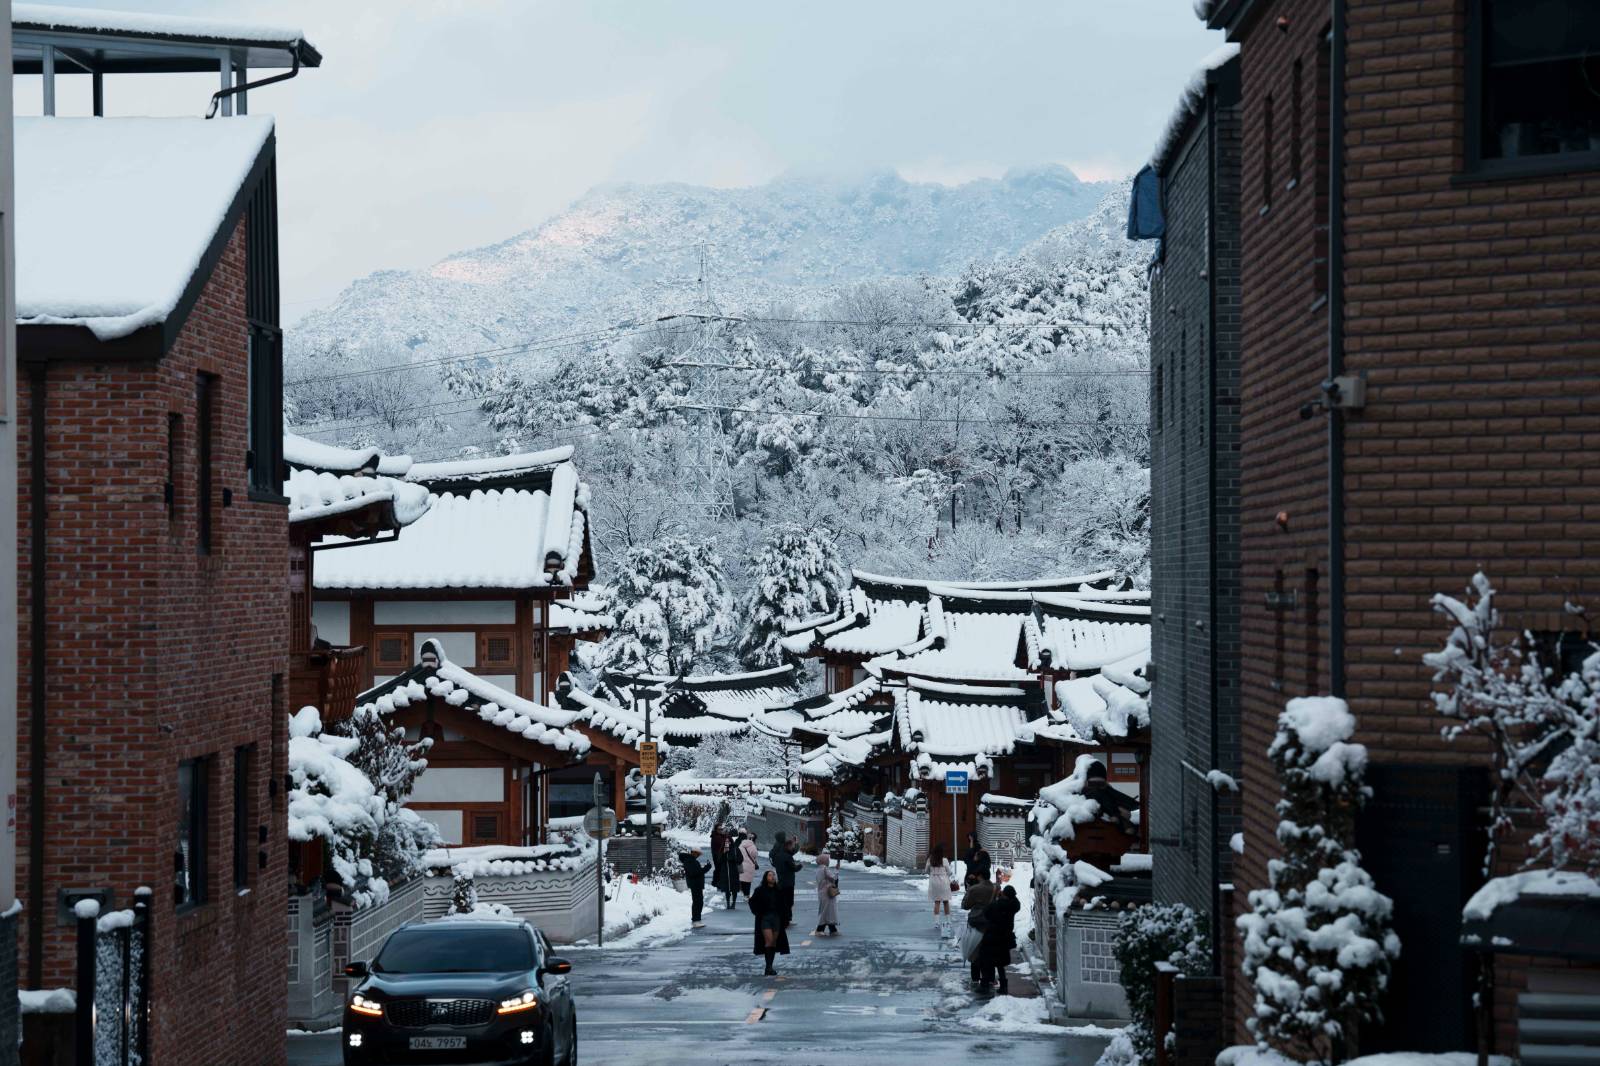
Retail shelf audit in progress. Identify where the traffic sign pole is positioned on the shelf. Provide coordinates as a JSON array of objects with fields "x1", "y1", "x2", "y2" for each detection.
[
  {"x1": 593, "y1": 774, "x2": 605, "y2": 946},
  {"x1": 943, "y1": 770, "x2": 970, "y2": 879}
]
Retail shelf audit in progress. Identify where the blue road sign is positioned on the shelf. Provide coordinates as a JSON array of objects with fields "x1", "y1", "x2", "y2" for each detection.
[{"x1": 944, "y1": 770, "x2": 969, "y2": 794}]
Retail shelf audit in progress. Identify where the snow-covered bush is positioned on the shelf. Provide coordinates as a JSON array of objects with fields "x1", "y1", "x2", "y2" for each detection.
[
  {"x1": 737, "y1": 523, "x2": 845, "y2": 667},
  {"x1": 288, "y1": 707, "x2": 388, "y2": 907},
  {"x1": 823, "y1": 816, "x2": 862, "y2": 861},
  {"x1": 591, "y1": 536, "x2": 734, "y2": 675},
  {"x1": 327, "y1": 704, "x2": 441, "y2": 887},
  {"x1": 1107, "y1": 903, "x2": 1210, "y2": 1065},
  {"x1": 1425, "y1": 572, "x2": 1600, "y2": 876},
  {"x1": 1237, "y1": 698, "x2": 1399, "y2": 1063},
  {"x1": 447, "y1": 871, "x2": 478, "y2": 915},
  {"x1": 1029, "y1": 754, "x2": 1107, "y2": 915}
]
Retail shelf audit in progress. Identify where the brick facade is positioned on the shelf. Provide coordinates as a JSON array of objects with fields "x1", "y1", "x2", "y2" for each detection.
[
  {"x1": 16, "y1": 217, "x2": 289, "y2": 1066},
  {"x1": 1200, "y1": 0, "x2": 1600, "y2": 1054},
  {"x1": 1148, "y1": 55, "x2": 1244, "y2": 975}
]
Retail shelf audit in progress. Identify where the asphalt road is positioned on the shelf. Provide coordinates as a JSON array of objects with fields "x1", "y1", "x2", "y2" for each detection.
[{"x1": 287, "y1": 862, "x2": 1114, "y2": 1066}]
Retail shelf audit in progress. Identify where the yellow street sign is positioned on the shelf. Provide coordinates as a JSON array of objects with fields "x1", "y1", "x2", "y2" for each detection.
[{"x1": 639, "y1": 741, "x2": 659, "y2": 776}]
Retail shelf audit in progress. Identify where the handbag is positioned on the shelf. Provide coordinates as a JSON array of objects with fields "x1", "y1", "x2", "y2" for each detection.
[
  {"x1": 960, "y1": 924, "x2": 984, "y2": 962},
  {"x1": 827, "y1": 883, "x2": 840, "y2": 899}
]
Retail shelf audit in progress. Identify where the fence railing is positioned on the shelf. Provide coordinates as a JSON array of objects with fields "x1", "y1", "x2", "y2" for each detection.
[{"x1": 74, "y1": 887, "x2": 151, "y2": 1066}]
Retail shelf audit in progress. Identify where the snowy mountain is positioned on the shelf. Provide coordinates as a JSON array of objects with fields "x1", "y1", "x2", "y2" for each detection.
[{"x1": 286, "y1": 165, "x2": 1116, "y2": 363}]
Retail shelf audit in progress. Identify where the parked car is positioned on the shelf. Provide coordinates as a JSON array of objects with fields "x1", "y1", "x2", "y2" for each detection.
[{"x1": 341, "y1": 918, "x2": 577, "y2": 1066}]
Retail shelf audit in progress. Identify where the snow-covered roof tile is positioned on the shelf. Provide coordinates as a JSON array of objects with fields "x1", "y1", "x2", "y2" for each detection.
[
  {"x1": 283, "y1": 467, "x2": 431, "y2": 528},
  {"x1": 1053, "y1": 659, "x2": 1151, "y2": 741},
  {"x1": 15, "y1": 116, "x2": 274, "y2": 341},
  {"x1": 894, "y1": 677, "x2": 1045, "y2": 781},
  {"x1": 407, "y1": 446, "x2": 575, "y2": 486},
  {"x1": 14, "y1": 3, "x2": 312, "y2": 49},
  {"x1": 598, "y1": 666, "x2": 804, "y2": 732},
  {"x1": 549, "y1": 598, "x2": 613, "y2": 635},
  {"x1": 313, "y1": 465, "x2": 588, "y2": 590},
  {"x1": 1030, "y1": 599, "x2": 1151, "y2": 673}
]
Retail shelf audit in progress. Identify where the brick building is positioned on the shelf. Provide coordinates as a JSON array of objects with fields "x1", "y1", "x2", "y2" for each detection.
[
  {"x1": 11, "y1": 10, "x2": 320, "y2": 1064},
  {"x1": 1139, "y1": 44, "x2": 1245, "y2": 976},
  {"x1": 1152, "y1": 0, "x2": 1600, "y2": 1057}
]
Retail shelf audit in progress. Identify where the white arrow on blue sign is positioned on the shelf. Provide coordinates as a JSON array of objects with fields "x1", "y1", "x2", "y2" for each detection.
[{"x1": 944, "y1": 770, "x2": 969, "y2": 794}]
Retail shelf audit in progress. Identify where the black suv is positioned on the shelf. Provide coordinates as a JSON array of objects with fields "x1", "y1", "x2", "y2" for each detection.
[{"x1": 342, "y1": 918, "x2": 577, "y2": 1066}]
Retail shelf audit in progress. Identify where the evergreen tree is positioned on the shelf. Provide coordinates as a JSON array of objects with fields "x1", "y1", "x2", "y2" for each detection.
[
  {"x1": 1237, "y1": 698, "x2": 1400, "y2": 1063},
  {"x1": 447, "y1": 871, "x2": 478, "y2": 915},
  {"x1": 594, "y1": 536, "x2": 735, "y2": 675},
  {"x1": 327, "y1": 704, "x2": 441, "y2": 885},
  {"x1": 737, "y1": 524, "x2": 846, "y2": 668}
]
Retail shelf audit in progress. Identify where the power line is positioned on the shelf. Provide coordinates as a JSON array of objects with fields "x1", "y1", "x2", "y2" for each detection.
[{"x1": 663, "y1": 402, "x2": 1147, "y2": 427}]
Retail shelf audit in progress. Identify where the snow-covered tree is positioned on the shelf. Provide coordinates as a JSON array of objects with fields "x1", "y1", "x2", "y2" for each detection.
[
  {"x1": 1237, "y1": 697, "x2": 1399, "y2": 1063},
  {"x1": 660, "y1": 729, "x2": 789, "y2": 782},
  {"x1": 1425, "y1": 572, "x2": 1600, "y2": 876},
  {"x1": 327, "y1": 704, "x2": 441, "y2": 886},
  {"x1": 1107, "y1": 903, "x2": 1210, "y2": 1065},
  {"x1": 287, "y1": 707, "x2": 389, "y2": 908},
  {"x1": 447, "y1": 871, "x2": 478, "y2": 915},
  {"x1": 737, "y1": 524, "x2": 846, "y2": 668},
  {"x1": 592, "y1": 536, "x2": 735, "y2": 674}
]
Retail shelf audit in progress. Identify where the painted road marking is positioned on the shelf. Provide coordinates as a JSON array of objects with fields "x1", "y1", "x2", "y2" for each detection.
[
  {"x1": 800, "y1": 939, "x2": 812, "y2": 946},
  {"x1": 744, "y1": 1007, "x2": 767, "y2": 1024},
  {"x1": 762, "y1": 990, "x2": 777, "y2": 1002}
]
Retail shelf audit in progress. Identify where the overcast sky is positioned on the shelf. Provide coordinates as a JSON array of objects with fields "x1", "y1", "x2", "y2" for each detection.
[{"x1": 15, "y1": 1, "x2": 1220, "y2": 321}]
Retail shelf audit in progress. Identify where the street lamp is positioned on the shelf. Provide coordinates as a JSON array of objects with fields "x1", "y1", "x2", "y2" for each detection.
[{"x1": 632, "y1": 682, "x2": 664, "y2": 874}]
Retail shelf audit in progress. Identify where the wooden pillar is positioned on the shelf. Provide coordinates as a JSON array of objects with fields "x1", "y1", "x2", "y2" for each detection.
[{"x1": 611, "y1": 755, "x2": 627, "y2": 815}]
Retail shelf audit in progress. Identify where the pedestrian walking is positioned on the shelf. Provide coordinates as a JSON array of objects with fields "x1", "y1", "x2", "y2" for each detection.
[
  {"x1": 977, "y1": 884, "x2": 1021, "y2": 994},
  {"x1": 717, "y1": 829, "x2": 741, "y2": 908},
  {"x1": 959, "y1": 869, "x2": 995, "y2": 983},
  {"x1": 710, "y1": 824, "x2": 731, "y2": 904},
  {"x1": 679, "y1": 847, "x2": 711, "y2": 928},
  {"x1": 963, "y1": 832, "x2": 992, "y2": 883},
  {"x1": 813, "y1": 851, "x2": 841, "y2": 936},
  {"x1": 749, "y1": 870, "x2": 790, "y2": 976},
  {"x1": 926, "y1": 844, "x2": 955, "y2": 924},
  {"x1": 738, "y1": 830, "x2": 759, "y2": 898},
  {"x1": 771, "y1": 836, "x2": 801, "y2": 927}
]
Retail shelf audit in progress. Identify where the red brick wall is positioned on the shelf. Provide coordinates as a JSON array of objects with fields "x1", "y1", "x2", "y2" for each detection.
[
  {"x1": 17, "y1": 218, "x2": 289, "y2": 1066},
  {"x1": 1230, "y1": 0, "x2": 1600, "y2": 1050}
]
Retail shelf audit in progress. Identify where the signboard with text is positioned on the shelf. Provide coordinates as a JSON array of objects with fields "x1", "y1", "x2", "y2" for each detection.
[
  {"x1": 639, "y1": 741, "x2": 659, "y2": 776},
  {"x1": 944, "y1": 770, "x2": 969, "y2": 794}
]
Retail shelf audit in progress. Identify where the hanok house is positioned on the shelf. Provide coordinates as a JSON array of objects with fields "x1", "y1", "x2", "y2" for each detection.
[
  {"x1": 773, "y1": 570, "x2": 1152, "y2": 859},
  {"x1": 306, "y1": 446, "x2": 613, "y2": 844},
  {"x1": 551, "y1": 665, "x2": 805, "y2": 820},
  {"x1": 1151, "y1": 1, "x2": 1600, "y2": 1059},
  {"x1": 12, "y1": 7, "x2": 319, "y2": 1060}
]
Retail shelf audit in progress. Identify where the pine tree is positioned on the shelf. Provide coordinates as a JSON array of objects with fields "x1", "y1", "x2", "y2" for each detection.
[
  {"x1": 327, "y1": 705, "x2": 440, "y2": 885},
  {"x1": 594, "y1": 536, "x2": 735, "y2": 675},
  {"x1": 737, "y1": 524, "x2": 845, "y2": 668},
  {"x1": 447, "y1": 871, "x2": 478, "y2": 915},
  {"x1": 1237, "y1": 698, "x2": 1400, "y2": 1063}
]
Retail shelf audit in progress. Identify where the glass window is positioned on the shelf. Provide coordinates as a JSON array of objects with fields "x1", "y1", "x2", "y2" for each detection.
[
  {"x1": 233, "y1": 747, "x2": 253, "y2": 891},
  {"x1": 176, "y1": 758, "x2": 208, "y2": 907},
  {"x1": 375, "y1": 927, "x2": 534, "y2": 974},
  {"x1": 195, "y1": 375, "x2": 214, "y2": 555},
  {"x1": 1474, "y1": 0, "x2": 1600, "y2": 167}
]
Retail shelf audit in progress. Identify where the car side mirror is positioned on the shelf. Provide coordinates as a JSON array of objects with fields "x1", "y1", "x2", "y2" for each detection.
[
  {"x1": 343, "y1": 961, "x2": 369, "y2": 978},
  {"x1": 543, "y1": 957, "x2": 572, "y2": 976}
]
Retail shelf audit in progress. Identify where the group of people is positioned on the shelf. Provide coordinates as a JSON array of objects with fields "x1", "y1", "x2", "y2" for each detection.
[
  {"x1": 927, "y1": 834, "x2": 1020, "y2": 995},
  {"x1": 679, "y1": 826, "x2": 1016, "y2": 989}
]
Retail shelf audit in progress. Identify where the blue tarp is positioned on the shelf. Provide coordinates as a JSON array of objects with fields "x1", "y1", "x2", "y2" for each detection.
[{"x1": 1125, "y1": 165, "x2": 1164, "y2": 242}]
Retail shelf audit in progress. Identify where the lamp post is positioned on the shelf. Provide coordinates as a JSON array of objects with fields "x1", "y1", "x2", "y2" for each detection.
[{"x1": 633, "y1": 683, "x2": 663, "y2": 874}]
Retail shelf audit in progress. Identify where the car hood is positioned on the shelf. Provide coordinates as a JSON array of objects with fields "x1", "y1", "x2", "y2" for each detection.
[{"x1": 362, "y1": 970, "x2": 531, "y2": 1000}]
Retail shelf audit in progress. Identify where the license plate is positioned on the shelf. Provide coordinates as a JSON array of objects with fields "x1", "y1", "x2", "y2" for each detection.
[{"x1": 409, "y1": 1036, "x2": 467, "y2": 1050}]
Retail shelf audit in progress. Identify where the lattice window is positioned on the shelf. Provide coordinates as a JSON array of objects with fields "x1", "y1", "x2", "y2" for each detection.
[
  {"x1": 470, "y1": 813, "x2": 501, "y2": 844},
  {"x1": 373, "y1": 631, "x2": 411, "y2": 671},
  {"x1": 479, "y1": 632, "x2": 516, "y2": 670}
]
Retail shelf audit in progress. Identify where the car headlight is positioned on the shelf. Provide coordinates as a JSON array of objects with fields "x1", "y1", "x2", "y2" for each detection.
[
  {"x1": 497, "y1": 990, "x2": 539, "y2": 1015},
  {"x1": 349, "y1": 993, "x2": 384, "y2": 1018}
]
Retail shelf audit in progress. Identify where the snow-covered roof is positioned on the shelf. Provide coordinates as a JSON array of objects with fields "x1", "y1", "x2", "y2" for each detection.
[
  {"x1": 356, "y1": 649, "x2": 592, "y2": 760},
  {"x1": 422, "y1": 840, "x2": 592, "y2": 878},
  {"x1": 15, "y1": 116, "x2": 274, "y2": 341},
  {"x1": 753, "y1": 675, "x2": 888, "y2": 741},
  {"x1": 871, "y1": 591, "x2": 1034, "y2": 683},
  {"x1": 282, "y1": 433, "x2": 431, "y2": 530},
  {"x1": 549, "y1": 595, "x2": 613, "y2": 635},
  {"x1": 407, "y1": 446, "x2": 575, "y2": 487},
  {"x1": 550, "y1": 682, "x2": 663, "y2": 751},
  {"x1": 1024, "y1": 597, "x2": 1151, "y2": 672},
  {"x1": 313, "y1": 455, "x2": 589, "y2": 590},
  {"x1": 894, "y1": 677, "x2": 1046, "y2": 782},
  {"x1": 1053, "y1": 654, "x2": 1151, "y2": 741},
  {"x1": 595, "y1": 665, "x2": 804, "y2": 738},
  {"x1": 1150, "y1": 43, "x2": 1240, "y2": 174},
  {"x1": 14, "y1": 3, "x2": 312, "y2": 49}
]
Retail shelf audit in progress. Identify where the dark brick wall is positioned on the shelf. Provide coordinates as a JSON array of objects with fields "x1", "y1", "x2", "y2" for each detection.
[
  {"x1": 16, "y1": 218, "x2": 289, "y2": 1066},
  {"x1": 1222, "y1": 0, "x2": 1600, "y2": 1051},
  {"x1": 1149, "y1": 61, "x2": 1243, "y2": 952}
]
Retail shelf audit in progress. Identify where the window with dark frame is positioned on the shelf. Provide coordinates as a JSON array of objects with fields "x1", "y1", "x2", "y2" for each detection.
[
  {"x1": 1154, "y1": 365, "x2": 1164, "y2": 434},
  {"x1": 1290, "y1": 58, "x2": 1304, "y2": 184},
  {"x1": 1313, "y1": 31, "x2": 1333, "y2": 299},
  {"x1": 176, "y1": 757, "x2": 208, "y2": 907},
  {"x1": 1262, "y1": 93, "x2": 1275, "y2": 209},
  {"x1": 233, "y1": 746, "x2": 254, "y2": 891},
  {"x1": 195, "y1": 374, "x2": 214, "y2": 554},
  {"x1": 245, "y1": 159, "x2": 285, "y2": 497},
  {"x1": 165, "y1": 412, "x2": 181, "y2": 520},
  {"x1": 1469, "y1": 0, "x2": 1600, "y2": 172}
]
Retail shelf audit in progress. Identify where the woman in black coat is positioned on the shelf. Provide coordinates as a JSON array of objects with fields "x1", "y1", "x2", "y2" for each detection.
[
  {"x1": 977, "y1": 885, "x2": 1021, "y2": 994},
  {"x1": 749, "y1": 869, "x2": 791, "y2": 976}
]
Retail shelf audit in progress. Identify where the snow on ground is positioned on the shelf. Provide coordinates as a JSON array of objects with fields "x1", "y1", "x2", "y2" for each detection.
[
  {"x1": 18, "y1": 988, "x2": 74, "y2": 1014},
  {"x1": 960, "y1": 994, "x2": 1120, "y2": 1036},
  {"x1": 575, "y1": 877, "x2": 692, "y2": 949},
  {"x1": 1219, "y1": 1051, "x2": 1510, "y2": 1066}
]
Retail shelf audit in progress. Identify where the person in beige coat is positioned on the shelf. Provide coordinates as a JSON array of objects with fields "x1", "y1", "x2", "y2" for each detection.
[{"x1": 738, "y1": 831, "x2": 760, "y2": 898}]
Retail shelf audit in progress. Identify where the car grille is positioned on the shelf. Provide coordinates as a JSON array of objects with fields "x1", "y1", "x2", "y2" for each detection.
[{"x1": 384, "y1": 998, "x2": 495, "y2": 1028}]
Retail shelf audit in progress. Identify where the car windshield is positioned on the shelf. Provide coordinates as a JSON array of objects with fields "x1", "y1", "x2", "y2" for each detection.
[{"x1": 374, "y1": 927, "x2": 534, "y2": 974}]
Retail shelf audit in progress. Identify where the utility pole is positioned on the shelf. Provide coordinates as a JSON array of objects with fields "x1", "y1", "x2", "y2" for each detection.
[{"x1": 1, "y1": 6, "x2": 20, "y2": 1058}]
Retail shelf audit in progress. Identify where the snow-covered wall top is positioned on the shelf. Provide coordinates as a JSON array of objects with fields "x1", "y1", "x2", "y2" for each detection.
[
  {"x1": 15, "y1": 116, "x2": 273, "y2": 340},
  {"x1": 14, "y1": 3, "x2": 308, "y2": 45},
  {"x1": 1149, "y1": 44, "x2": 1240, "y2": 174}
]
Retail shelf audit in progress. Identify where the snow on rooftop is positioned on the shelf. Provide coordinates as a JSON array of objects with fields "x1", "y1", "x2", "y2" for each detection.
[
  {"x1": 314, "y1": 474, "x2": 586, "y2": 590},
  {"x1": 1462, "y1": 869, "x2": 1600, "y2": 922},
  {"x1": 14, "y1": 3, "x2": 308, "y2": 44},
  {"x1": 15, "y1": 117, "x2": 274, "y2": 341},
  {"x1": 284, "y1": 467, "x2": 431, "y2": 528},
  {"x1": 1149, "y1": 43, "x2": 1240, "y2": 174},
  {"x1": 408, "y1": 446, "x2": 574, "y2": 484},
  {"x1": 1029, "y1": 610, "x2": 1150, "y2": 673},
  {"x1": 284, "y1": 433, "x2": 400, "y2": 476},
  {"x1": 851, "y1": 569, "x2": 1119, "y2": 592},
  {"x1": 821, "y1": 594, "x2": 925, "y2": 656}
]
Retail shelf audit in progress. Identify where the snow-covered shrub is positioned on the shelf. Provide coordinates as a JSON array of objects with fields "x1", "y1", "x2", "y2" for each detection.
[
  {"x1": 822, "y1": 816, "x2": 861, "y2": 861},
  {"x1": 1425, "y1": 572, "x2": 1600, "y2": 877},
  {"x1": 1108, "y1": 903, "x2": 1210, "y2": 1065},
  {"x1": 327, "y1": 704, "x2": 440, "y2": 887},
  {"x1": 738, "y1": 523, "x2": 845, "y2": 668},
  {"x1": 447, "y1": 871, "x2": 478, "y2": 915},
  {"x1": 592, "y1": 536, "x2": 734, "y2": 675},
  {"x1": 1237, "y1": 697, "x2": 1399, "y2": 1063},
  {"x1": 1029, "y1": 754, "x2": 1106, "y2": 915},
  {"x1": 288, "y1": 707, "x2": 389, "y2": 908}
]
